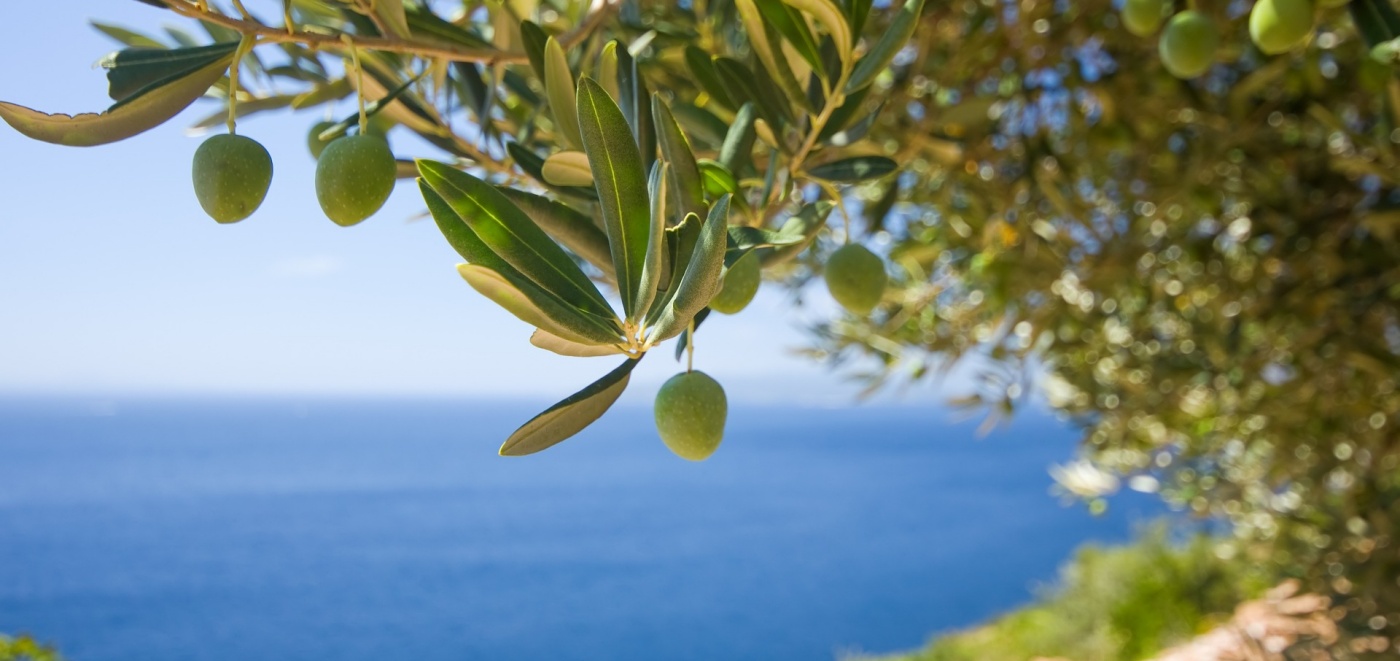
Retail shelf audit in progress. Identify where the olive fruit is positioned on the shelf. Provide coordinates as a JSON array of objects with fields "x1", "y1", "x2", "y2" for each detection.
[
  {"x1": 709, "y1": 251, "x2": 761, "y2": 314},
  {"x1": 824, "y1": 243, "x2": 887, "y2": 316},
  {"x1": 1249, "y1": 0, "x2": 1314, "y2": 55},
  {"x1": 654, "y1": 371, "x2": 727, "y2": 462},
  {"x1": 314, "y1": 133, "x2": 396, "y2": 227},
  {"x1": 1158, "y1": 11, "x2": 1219, "y2": 79},
  {"x1": 191, "y1": 134, "x2": 273, "y2": 224},
  {"x1": 306, "y1": 120, "x2": 337, "y2": 159},
  {"x1": 1122, "y1": 0, "x2": 1166, "y2": 37}
]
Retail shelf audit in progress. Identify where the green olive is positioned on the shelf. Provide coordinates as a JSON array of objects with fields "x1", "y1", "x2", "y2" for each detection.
[
  {"x1": 1122, "y1": 0, "x2": 1166, "y2": 37},
  {"x1": 1158, "y1": 11, "x2": 1219, "y2": 79},
  {"x1": 306, "y1": 120, "x2": 338, "y2": 160},
  {"x1": 709, "y1": 251, "x2": 761, "y2": 314},
  {"x1": 654, "y1": 371, "x2": 727, "y2": 461},
  {"x1": 1249, "y1": 0, "x2": 1314, "y2": 55},
  {"x1": 191, "y1": 133, "x2": 273, "y2": 224},
  {"x1": 314, "y1": 133, "x2": 396, "y2": 227},
  {"x1": 824, "y1": 243, "x2": 887, "y2": 316}
]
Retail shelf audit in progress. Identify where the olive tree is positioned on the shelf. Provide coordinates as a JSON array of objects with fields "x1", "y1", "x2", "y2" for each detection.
[{"x1": 4, "y1": 0, "x2": 1399, "y2": 656}]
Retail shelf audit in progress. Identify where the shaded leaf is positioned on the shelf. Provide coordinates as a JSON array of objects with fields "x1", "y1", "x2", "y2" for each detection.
[
  {"x1": 531, "y1": 329, "x2": 626, "y2": 357},
  {"x1": 646, "y1": 196, "x2": 732, "y2": 344},
  {"x1": 102, "y1": 42, "x2": 238, "y2": 102},
  {"x1": 0, "y1": 46, "x2": 234, "y2": 147},
  {"x1": 519, "y1": 20, "x2": 550, "y2": 83},
  {"x1": 719, "y1": 102, "x2": 758, "y2": 175},
  {"x1": 846, "y1": 0, "x2": 925, "y2": 93},
  {"x1": 754, "y1": 0, "x2": 825, "y2": 76},
  {"x1": 652, "y1": 95, "x2": 706, "y2": 219},
  {"x1": 684, "y1": 46, "x2": 737, "y2": 111},
  {"x1": 499, "y1": 358, "x2": 641, "y2": 456},
  {"x1": 807, "y1": 155, "x2": 897, "y2": 181},
  {"x1": 419, "y1": 161, "x2": 618, "y2": 322},
  {"x1": 635, "y1": 162, "x2": 670, "y2": 324},
  {"x1": 497, "y1": 187, "x2": 613, "y2": 273}
]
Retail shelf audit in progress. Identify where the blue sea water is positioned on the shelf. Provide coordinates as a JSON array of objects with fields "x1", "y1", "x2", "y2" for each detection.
[{"x1": 0, "y1": 398, "x2": 1155, "y2": 661}]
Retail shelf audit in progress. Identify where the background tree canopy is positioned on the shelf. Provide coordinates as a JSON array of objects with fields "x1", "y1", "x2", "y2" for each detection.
[{"x1": 3, "y1": 0, "x2": 1398, "y2": 656}]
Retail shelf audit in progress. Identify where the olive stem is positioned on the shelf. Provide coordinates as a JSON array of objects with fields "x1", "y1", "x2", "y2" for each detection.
[
  {"x1": 226, "y1": 34, "x2": 257, "y2": 135},
  {"x1": 159, "y1": 0, "x2": 619, "y2": 67},
  {"x1": 686, "y1": 320, "x2": 695, "y2": 373},
  {"x1": 283, "y1": 0, "x2": 294, "y2": 36},
  {"x1": 342, "y1": 35, "x2": 368, "y2": 135}
]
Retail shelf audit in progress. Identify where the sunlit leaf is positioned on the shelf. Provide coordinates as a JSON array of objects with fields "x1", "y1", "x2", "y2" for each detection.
[
  {"x1": 542, "y1": 150, "x2": 594, "y2": 187},
  {"x1": 499, "y1": 358, "x2": 641, "y2": 456}
]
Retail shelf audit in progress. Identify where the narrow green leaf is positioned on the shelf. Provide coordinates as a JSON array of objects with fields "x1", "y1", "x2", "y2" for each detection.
[
  {"x1": 598, "y1": 41, "x2": 622, "y2": 103},
  {"x1": 407, "y1": 6, "x2": 496, "y2": 49},
  {"x1": 634, "y1": 162, "x2": 670, "y2": 324},
  {"x1": 719, "y1": 102, "x2": 758, "y2": 175},
  {"x1": 0, "y1": 47, "x2": 234, "y2": 147},
  {"x1": 783, "y1": 0, "x2": 853, "y2": 66},
  {"x1": 542, "y1": 150, "x2": 594, "y2": 187},
  {"x1": 419, "y1": 160, "x2": 618, "y2": 323},
  {"x1": 845, "y1": 0, "x2": 925, "y2": 93},
  {"x1": 737, "y1": 0, "x2": 817, "y2": 111},
  {"x1": 847, "y1": 0, "x2": 875, "y2": 37},
  {"x1": 646, "y1": 196, "x2": 731, "y2": 345},
  {"x1": 497, "y1": 187, "x2": 613, "y2": 273},
  {"x1": 684, "y1": 46, "x2": 737, "y2": 111},
  {"x1": 458, "y1": 263, "x2": 621, "y2": 345},
  {"x1": 544, "y1": 37, "x2": 584, "y2": 150},
  {"x1": 577, "y1": 77, "x2": 652, "y2": 320},
  {"x1": 760, "y1": 201, "x2": 834, "y2": 266},
  {"x1": 754, "y1": 0, "x2": 825, "y2": 76},
  {"x1": 648, "y1": 211, "x2": 702, "y2": 325},
  {"x1": 617, "y1": 47, "x2": 657, "y2": 174},
  {"x1": 423, "y1": 181, "x2": 622, "y2": 345},
  {"x1": 669, "y1": 102, "x2": 729, "y2": 148},
  {"x1": 531, "y1": 329, "x2": 626, "y2": 357},
  {"x1": 102, "y1": 42, "x2": 237, "y2": 102},
  {"x1": 500, "y1": 358, "x2": 641, "y2": 456},
  {"x1": 372, "y1": 0, "x2": 412, "y2": 38},
  {"x1": 652, "y1": 95, "x2": 706, "y2": 219},
  {"x1": 519, "y1": 20, "x2": 550, "y2": 83},
  {"x1": 715, "y1": 58, "x2": 790, "y2": 129},
  {"x1": 807, "y1": 155, "x2": 897, "y2": 181}
]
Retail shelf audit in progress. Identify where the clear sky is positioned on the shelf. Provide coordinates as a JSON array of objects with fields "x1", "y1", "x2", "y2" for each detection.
[{"x1": 0, "y1": 1, "x2": 967, "y2": 406}]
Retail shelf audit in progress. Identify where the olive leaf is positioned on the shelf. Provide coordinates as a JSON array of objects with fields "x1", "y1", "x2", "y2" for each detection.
[
  {"x1": 807, "y1": 155, "x2": 897, "y2": 181},
  {"x1": 418, "y1": 160, "x2": 619, "y2": 323},
  {"x1": 102, "y1": 42, "x2": 236, "y2": 101},
  {"x1": 652, "y1": 95, "x2": 706, "y2": 219},
  {"x1": 754, "y1": 0, "x2": 825, "y2": 77},
  {"x1": 544, "y1": 36, "x2": 584, "y2": 150},
  {"x1": 507, "y1": 142, "x2": 598, "y2": 201},
  {"x1": 421, "y1": 181, "x2": 623, "y2": 344},
  {"x1": 782, "y1": 0, "x2": 852, "y2": 66},
  {"x1": 499, "y1": 358, "x2": 642, "y2": 456},
  {"x1": 372, "y1": 0, "x2": 411, "y2": 38},
  {"x1": 531, "y1": 329, "x2": 626, "y2": 357},
  {"x1": 634, "y1": 162, "x2": 670, "y2": 325},
  {"x1": 737, "y1": 0, "x2": 814, "y2": 110},
  {"x1": 519, "y1": 20, "x2": 550, "y2": 83},
  {"x1": 718, "y1": 102, "x2": 758, "y2": 175},
  {"x1": 458, "y1": 263, "x2": 622, "y2": 345},
  {"x1": 646, "y1": 195, "x2": 732, "y2": 345},
  {"x1": 542, "y1": 150, "x2": 594, "y2": 187},
  {"x1": 761, "y1": 200, "x2": 834, "y2": 266},
  {"x1": 577, "y1": 77, "x2": 652, "y2": 321},
  {"x1": 846, "y1": 0, "x2": 925, "y2": 93},
  {"x1": 497, "y1": 187, "x2": 613, "y2": 274},
  {"x1": 0, "y1": 44, "x2": 234, "y2": 146},
  {"x1": 598, "y1": 41, "x2": 621, "y2": 103},
  {"x1": 684, "y1": 47, "x2": 737, "y2": 111}
]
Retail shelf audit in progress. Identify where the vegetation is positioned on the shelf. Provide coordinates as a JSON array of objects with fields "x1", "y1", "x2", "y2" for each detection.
[
  {"x1": 851, "y1": 529, "x2": 1276, "y2": 661},
  {"x1": 0, "y1": 635, "x2": 60, "y2": 661},
  {"x1": 4, "y1": 0, "x2": 1400, "y2": 656}
]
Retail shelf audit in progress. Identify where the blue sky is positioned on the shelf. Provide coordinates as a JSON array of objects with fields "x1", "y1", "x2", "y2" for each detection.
[{"x1": 0, "y1": 1, "x2": 968, "y2": 406}]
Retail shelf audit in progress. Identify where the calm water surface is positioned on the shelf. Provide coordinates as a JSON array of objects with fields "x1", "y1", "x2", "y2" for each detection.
[{"x1": 0, "y1": 398, "x2": 1155, "y2": 660}]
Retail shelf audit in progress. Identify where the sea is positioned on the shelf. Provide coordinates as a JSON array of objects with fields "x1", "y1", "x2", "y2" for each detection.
[{"x1": 0, "y1": 397, "x2": 1157, "y2": 661}]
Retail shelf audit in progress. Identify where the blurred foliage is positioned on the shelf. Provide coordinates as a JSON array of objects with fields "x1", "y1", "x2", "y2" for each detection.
[
  {"x1": 813, "y1": 0, "x2": 1400, "y2": 655},
  {"x1": 0, "y1": 635, "x2": 61, "y2": 661},
  {"x1": 849, "y1": 527, "x2": 1275, "y2": 661}
]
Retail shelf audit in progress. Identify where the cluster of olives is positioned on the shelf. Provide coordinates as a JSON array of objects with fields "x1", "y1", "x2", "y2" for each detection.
[
  {"x1": 190, "y1": 123, "x2": 396, "y2": 226},
  {"x1": 1123, "y1": 0, "x2": 1333, "y2": 79}
]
